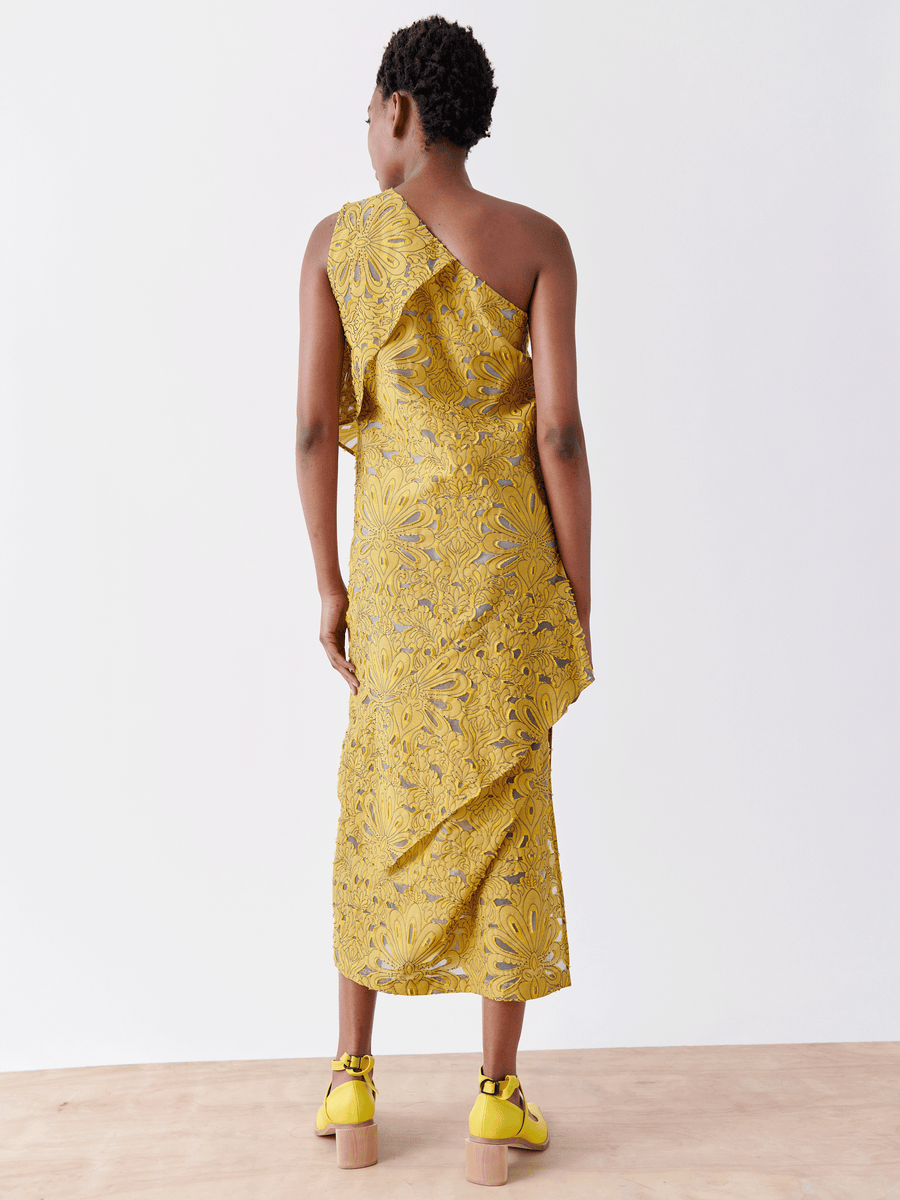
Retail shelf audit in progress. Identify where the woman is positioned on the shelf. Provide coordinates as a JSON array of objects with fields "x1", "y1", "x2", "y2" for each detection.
[{"x1": 295, "y1": 15, "x2": 593, "y2": 1185}]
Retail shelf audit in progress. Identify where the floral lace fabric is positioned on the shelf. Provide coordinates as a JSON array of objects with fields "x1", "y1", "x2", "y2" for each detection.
[{"x1": 326, "y1": 188, "x2": 593, "y2": 999}]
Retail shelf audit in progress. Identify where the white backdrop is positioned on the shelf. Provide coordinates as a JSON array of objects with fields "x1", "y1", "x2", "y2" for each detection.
[{"x1": 1, "y1": 0, "x2": 898, "y2": 1073}]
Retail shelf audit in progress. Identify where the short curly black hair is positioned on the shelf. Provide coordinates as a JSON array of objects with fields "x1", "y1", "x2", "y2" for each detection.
[{"x1": 375, "y1": 15, "x2": 497, "y2": 152}]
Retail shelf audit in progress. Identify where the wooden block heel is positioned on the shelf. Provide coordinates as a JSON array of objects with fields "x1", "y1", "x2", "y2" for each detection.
[
  {"x1": 466, "y1": 1137, "x2": 508, "y2": 1186},
  {"x1": 335, "y1": 1121, "x2": 378, "y2": 1169}
]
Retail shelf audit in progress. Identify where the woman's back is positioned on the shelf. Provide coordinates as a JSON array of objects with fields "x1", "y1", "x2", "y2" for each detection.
[{"x1": 388, "y1": 182, "x2": 559, "y2": 317}]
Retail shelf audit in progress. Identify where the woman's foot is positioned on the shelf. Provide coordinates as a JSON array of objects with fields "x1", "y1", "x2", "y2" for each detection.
[
  {"x1": 315, "y1": 1053, "x2": 379, "y2": 1168},
  {"x1": 466, "y1": 1067, "x2": 550, "y2": 1186}
]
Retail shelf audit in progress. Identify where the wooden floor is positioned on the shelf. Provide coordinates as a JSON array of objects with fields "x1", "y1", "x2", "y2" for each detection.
[{"x1": 2, "y1": 1043, "x2": 898, "y2": 1199}]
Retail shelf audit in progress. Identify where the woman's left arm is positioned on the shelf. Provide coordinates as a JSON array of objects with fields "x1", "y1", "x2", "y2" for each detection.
[{"x1": 295, "y1": 213, "x2": 359, "y2": 694}]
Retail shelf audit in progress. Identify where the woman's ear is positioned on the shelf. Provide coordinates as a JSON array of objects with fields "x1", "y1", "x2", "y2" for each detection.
[{"x1": 389, "y1": 91, "x2": 413, "y2": 140}]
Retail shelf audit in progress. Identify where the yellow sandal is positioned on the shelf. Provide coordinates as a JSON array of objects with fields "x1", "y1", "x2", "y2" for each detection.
[
  {"x1": 314, "y1": 1052, "x2": 379, "y2": 1169},
  {"x1": 466, "y1": 1067, "x2": 550, "y2": 1185}
]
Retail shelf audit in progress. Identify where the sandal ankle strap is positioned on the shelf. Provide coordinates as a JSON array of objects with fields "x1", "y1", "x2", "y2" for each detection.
[
  {"x1": 478, "y1": 1067, "x2": 521, "y2": 1102},
  {"x1": 332, "y1": 1052, "x2": 379, "y2": 1095}
]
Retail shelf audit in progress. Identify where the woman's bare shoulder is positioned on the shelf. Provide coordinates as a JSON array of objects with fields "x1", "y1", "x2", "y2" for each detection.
[
  {"x1": 476, "y1": 192, "x2": 572, "y2": 260},
  {"x1": 486, "y1": 193, "x2": 566, "y2": 230}
]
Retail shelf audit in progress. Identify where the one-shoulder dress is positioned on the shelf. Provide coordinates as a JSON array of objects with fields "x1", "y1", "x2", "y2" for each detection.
[{"x1": 325, "y1": 188, "x2": 593, "y2": 1000}]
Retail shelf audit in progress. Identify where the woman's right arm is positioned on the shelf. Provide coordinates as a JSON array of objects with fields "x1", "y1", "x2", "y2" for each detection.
[
  {"x1": 295, "y1": 213, "x2": 360, "y2": 693},
  {"x1": 529, "y1": 219, "x2": 592, "y2": 664}
]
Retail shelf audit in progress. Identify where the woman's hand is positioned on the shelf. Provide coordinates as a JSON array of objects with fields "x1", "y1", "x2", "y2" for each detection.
[{"x1": 319, "y1": 588, "x2": 359, "y2": 694}]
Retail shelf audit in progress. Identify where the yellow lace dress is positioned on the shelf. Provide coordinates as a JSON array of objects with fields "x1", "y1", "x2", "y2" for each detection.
[{"x1": 326, "y1": 188, "x2": 593, "y2": 1000}]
